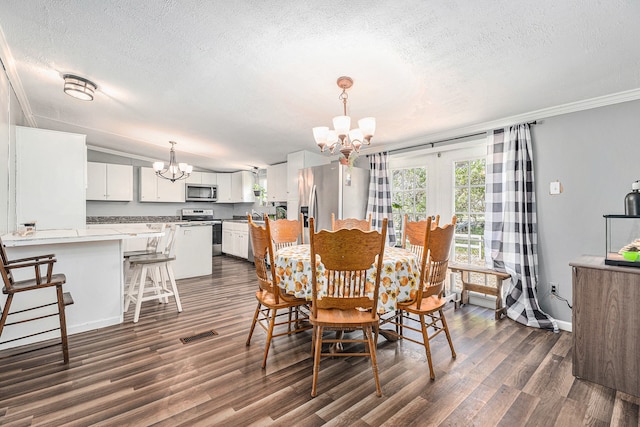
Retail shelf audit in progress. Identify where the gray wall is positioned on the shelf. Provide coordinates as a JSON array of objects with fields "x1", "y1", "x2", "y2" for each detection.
[{"x1": 534, "y1": 99, "x2": 640, "y2": 323}]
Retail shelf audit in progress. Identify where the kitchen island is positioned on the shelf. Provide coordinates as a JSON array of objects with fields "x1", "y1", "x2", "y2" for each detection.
[{"x1": 1, "y1": 227, "x2": 161, "y2": 350}]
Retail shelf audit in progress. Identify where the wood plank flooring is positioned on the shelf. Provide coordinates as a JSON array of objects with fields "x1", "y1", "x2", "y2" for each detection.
[{"x1": 1, "y1": 255, "x2": 639, "y2": 426}]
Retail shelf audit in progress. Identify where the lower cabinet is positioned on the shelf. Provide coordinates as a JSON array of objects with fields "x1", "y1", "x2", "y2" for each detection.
[
  {"x1": 222, "y1": 221, "x2": 249, "y2": 259},
  {"x1": 172, "y1": 225, "x2": 213, "y2": 279},
  {"x1": 571, "y1": 256, "x2": 640, "y2": 397}
]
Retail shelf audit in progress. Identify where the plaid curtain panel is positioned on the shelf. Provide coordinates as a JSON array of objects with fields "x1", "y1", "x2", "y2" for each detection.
[
  {"x1": 367, "y1": 152, "x2": 396, "y2": 246},
  {"x1": 484, "y1": 124, "x2": 558, "y2": 332}
]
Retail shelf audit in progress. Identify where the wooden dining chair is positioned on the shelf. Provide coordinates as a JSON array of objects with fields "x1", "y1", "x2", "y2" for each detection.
[
  {"x1": 331, "y1": 212, "x2": 372, "y2": 231},
  {"x1": 0, "y1": 238, "x2": 74, "y2": 363},
  {"x1": 124, "y1": 224, "x2": 182, "y2": 323},
  {"x1": 400, "y1": 214, "x2": 440, "y2": 249},
  {"x1": 382, "y1": 215, "x2": 457, "y2": 380},
  {"x1": 308, "y1": 217, "x2": 387, "y2": 397},
  {"x1": 246, "y1": 215, "x2": 311, "y2": 369},
  {"x1": 266, "y1": 212, "x2": 304, "y2": 252}
]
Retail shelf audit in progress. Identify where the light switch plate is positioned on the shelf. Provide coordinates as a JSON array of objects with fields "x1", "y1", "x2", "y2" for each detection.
[{"x1": 549, "y1": 181, "x2": 562, "y2": 195}]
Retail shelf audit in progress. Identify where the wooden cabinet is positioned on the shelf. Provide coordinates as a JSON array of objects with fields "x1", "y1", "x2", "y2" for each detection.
[
  {"x1": 222, "y1": 221, "x2": 249, "y2": 259},
  {"x1": 139, "y1": 167, "x2": 185, "y2": 202},
  {"x1": 570, "y1": 256, "x2": 640, "y2": 397},
  {"x1": 267, "y1": 163, "x2": 288, "y2": 202},
  {"x1": 16, "y1": 126, "x2": 87, "y2": 229},
  {"x1": 86, "y1": 162, "x2": 133, "y2": 201}
]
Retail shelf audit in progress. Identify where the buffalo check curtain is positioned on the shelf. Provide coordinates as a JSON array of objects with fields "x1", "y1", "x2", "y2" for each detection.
[
  {"x1": 484, "y1": 124, "x2": 558, "y2": 332},
  {"x1": 367, "y1": 152, "x2": 396, "y2": 246}
]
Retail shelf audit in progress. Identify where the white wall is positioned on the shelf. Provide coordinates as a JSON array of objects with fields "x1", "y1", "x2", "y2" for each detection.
[{"x1": 0, "y1": 61, "x2": 26, "y2": 234}]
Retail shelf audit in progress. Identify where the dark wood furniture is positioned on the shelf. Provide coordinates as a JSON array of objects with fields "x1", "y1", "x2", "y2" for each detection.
[
  {"x1": 570, "y1": 255, "x2": 640, "y2": 397},
  {"x1": 245, "y1": 215, "x2": 311, "y2": 369},
  {"x1": 449, "y1": 263, "x2": 511, "y2": 320},
  {"x1": 0, "y1": 238, "x2": 73, "y2": 363},
  {"x1": 308, "y1": 217, "x2": 387, "y2": 397}
]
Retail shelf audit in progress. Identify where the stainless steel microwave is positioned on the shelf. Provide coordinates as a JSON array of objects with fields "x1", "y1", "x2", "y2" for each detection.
[{"x1": 185, "y1": 184, "x2": 217, "y2": 202}]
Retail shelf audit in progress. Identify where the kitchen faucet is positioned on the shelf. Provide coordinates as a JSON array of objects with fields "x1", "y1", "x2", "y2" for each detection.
[{"x1": 250, "y1": 209, "x2": 262, "y2": 220}]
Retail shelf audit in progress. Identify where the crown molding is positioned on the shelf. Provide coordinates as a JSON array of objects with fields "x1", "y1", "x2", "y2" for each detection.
[
  {"x1": 0, "y1": 25, "x2": 37, "y2": 127},
  {"x1": 372, "y1": 87, "x2": 640, "y2": 154}
]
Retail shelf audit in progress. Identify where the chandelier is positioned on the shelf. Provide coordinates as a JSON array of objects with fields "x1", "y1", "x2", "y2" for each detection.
[
  {"x1": 312, "y1": 76, "x2": 375, "y2": 160},
  {"x1": 153, "y1": 141, "x2": 193, "y2": 182}
]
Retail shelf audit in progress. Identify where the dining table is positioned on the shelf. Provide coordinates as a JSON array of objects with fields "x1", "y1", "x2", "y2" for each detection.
[{"x1": 273, "y1": 244, "x2": 421, "y2": 314}]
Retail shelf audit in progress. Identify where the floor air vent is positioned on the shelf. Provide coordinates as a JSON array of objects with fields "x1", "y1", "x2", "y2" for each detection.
[{"x1": 180, "y1": 330, "x2": 218, "y2": 344}]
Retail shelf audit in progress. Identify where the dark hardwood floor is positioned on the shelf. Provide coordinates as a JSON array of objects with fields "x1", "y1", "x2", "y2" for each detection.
[{"x1": 1, "y1": 256, "x2": 639, "y2": 426}]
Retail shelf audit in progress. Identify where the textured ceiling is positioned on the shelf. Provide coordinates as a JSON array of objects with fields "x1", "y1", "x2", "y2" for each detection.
[{"x1": 1, "y1": 1, "x2": 639, "y2": 171}]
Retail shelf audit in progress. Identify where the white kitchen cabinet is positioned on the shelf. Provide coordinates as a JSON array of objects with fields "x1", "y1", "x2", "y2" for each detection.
[
  {"x1": 216, "y1": 173, "x2": 232, "y2": 203},
  {"x1": 222, "y1": 221, "x2": 249, "y2": 259},
  {"x1": 202, "y1": 172, "x2": 217, "y2": 185},
  {"x1": 86, "y1": 162, "x2": 133, "y2": 201},
  {"x1": 16, "y1": 126, "x2": 87, "y2": 229},
  {"x1": 267, "y1": 162, "x2": 288, "y2": 202},
  {"x1": 185, "y1": 171, "x2": 203, "y2": 184},
  {"x1": 139, "y1": 167, "x2": 185, "y2": 202},
  {"x1": 231, "y1": 170, "x2": 255, "y2": 203},
  {"x1": 172, "y1": 224, "x2": 213, "y2": 279},
  {"x1": 185, "y1": 171, "x2": 216, "y2": 185}
]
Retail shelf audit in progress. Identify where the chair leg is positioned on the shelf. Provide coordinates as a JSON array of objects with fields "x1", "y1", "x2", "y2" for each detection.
[
  {"x1": 165, "y1": 264, "x2": 182, "y2": 312},
  {"x1": 261, "y1": 308, "x2": 277, "y2": 369},
  {"x1": 0, "y1": 294, "x2": 14, "y2": 338},
  {"x1": 133, "y1": 266, "x2": 148, "y2": 323},
  {"x1": 56, "y1": 285, "x2": 70, "y2": 364},
  {"x1": 246, "y1": 302, "x2": 261, "y2": 346},
  {"x1": 419, "y1": 314, "x2": 435, "y2": 380},
  {"x1": 365, "y1": 326, "x2": 382, "y2": 397},
  {"x1": 440, "y1": 309, "x2": 456, "y2": 359},
  {"x1": 124, "y1": 265, "x2": 140, "y2": 312},
  {"x1": 311, "y1": 325, "x2": 323, "y2": 397}
]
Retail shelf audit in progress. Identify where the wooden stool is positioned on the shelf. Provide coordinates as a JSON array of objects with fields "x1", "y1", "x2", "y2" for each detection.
[{"x1": 449, "y1": 263, "x2": 511, "y2": 320}]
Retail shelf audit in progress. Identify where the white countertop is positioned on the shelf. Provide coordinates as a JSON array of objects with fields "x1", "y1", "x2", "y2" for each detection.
[{"x1": 1, "y1": 227, "x2": 162, "y2": 247}]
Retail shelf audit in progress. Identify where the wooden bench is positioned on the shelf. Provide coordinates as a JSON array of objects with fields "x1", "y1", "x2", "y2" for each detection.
[{"x1": 448, "y1": 263, "x2": 511, "y2": 320}]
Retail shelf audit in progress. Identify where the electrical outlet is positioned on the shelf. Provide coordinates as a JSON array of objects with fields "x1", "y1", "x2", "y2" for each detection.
[{"x1": 550, "y1": 282, "x2": 558, "y2": 294}]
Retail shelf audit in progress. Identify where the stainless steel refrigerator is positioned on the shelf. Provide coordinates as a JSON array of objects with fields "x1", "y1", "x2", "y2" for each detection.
[{"x1": 298, "y1": 162, "x2": 370, "y2": 238}]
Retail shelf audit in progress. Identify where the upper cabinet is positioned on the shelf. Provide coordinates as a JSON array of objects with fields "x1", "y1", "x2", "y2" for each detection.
[
  {"x1": 230, "y1": 171, "x2": 255, "y2": 203},
  {"x1": 267, "y1": 163, "x2": 288, "y2": 202},
  {"x1": 16, "y1": 126, "x2": 87, "y2": 229},
  {"x1": 139, "y1": 167, "x2": 185, "y2": 202},
  {"x1": 186, "y1": 171, "x2": 217, "y2": 185},
  {"x1": 86, "y1": 162, "x2": 133, "y2": 201},
  {"x1": 216, "y1": 173, "x2": 232, "y2": 203},
  {"x1": 286, "y1": 150, "x2": 330, "y2": 219},
  {"x1": 216, "y1": 171, "x2": 254, "y2": 203}
]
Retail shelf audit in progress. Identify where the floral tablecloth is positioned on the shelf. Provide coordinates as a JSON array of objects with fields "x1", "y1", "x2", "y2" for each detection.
[{"x1": 273, "y1": 244, "x2": 420, "y2": 314}]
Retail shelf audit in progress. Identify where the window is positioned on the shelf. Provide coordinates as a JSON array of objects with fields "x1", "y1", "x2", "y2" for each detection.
[
  {"x1": 453, "y1": 158, "x2": 485, "y2": 266},
  {"x1": 391, "y1": 167, "x2": 427, "y2": 240}
]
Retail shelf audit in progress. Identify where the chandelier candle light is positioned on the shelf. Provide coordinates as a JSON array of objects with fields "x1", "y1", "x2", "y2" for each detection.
[
  {"x1": 153, "y1": 141, "x2": 193, "y2": 182},
  {"x1": 312, "y1": 76, "x2": 375, "y2": 160}
]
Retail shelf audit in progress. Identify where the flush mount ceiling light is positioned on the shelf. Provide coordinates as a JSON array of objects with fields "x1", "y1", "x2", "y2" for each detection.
[
  {"x1": 312, "y1": 76, "x2": 375, "y2": 160},
  {"x1": 153, "y1": 141, "x2": 193, "y2": 182},
  {"x1": 63, "y1": 74, "x2": 97, "y2": 101}
]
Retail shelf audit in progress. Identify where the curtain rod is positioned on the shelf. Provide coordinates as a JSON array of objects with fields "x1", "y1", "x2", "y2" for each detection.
[{"x1": 386, "y1": 120, "x2": 537, "y2": 155}]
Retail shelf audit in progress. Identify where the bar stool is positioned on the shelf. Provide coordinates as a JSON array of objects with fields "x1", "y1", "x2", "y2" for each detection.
[
  {"x1": 124, "y1": 224, "x2": 182, "y2": 323},
  {"x1": 0, "y1": 238, "x2": 73, "y2": 363}
]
